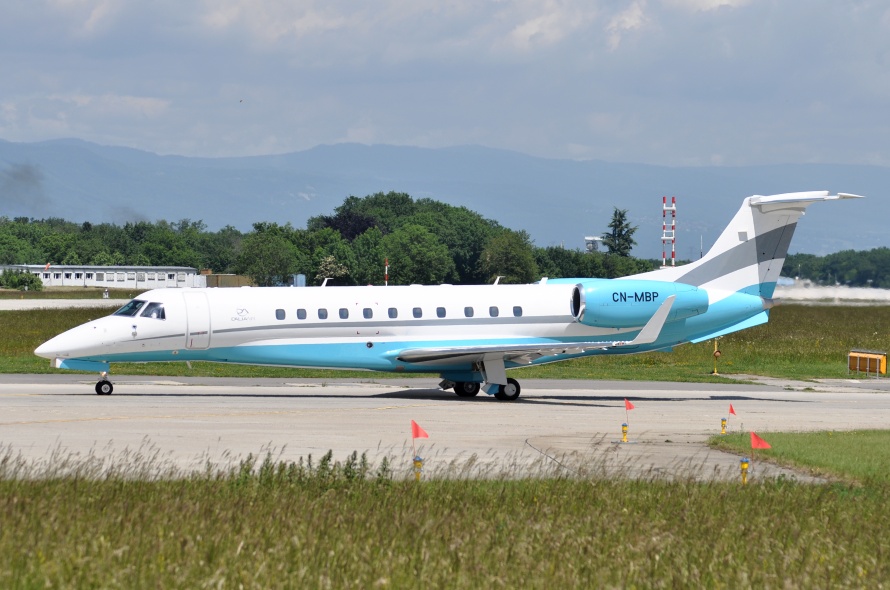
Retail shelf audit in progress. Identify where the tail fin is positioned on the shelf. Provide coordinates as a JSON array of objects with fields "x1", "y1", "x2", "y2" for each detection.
[{"x1": 630, "y1": 191, "x2": 862, "y2": 297}]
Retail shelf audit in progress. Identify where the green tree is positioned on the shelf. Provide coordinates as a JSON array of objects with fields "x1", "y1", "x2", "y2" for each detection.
[
  {"x1": 235, "y1": 232, "x2": 301, "y2": 286},
  {"x1": 315, "y1": 255, "x2": 349, "y2": 284},
  {"x1": 350, "y1": 227, "x2": 386, "y2": 285},
  {"x1": 379, "y1": 224, "x2": 455, "y2": 285},
  {"x1": 479, "y1": 230, "x2": 539, "y2": 284},
  {"x1": 602, "y1": 208, "x2": 637, "y2": 257}
]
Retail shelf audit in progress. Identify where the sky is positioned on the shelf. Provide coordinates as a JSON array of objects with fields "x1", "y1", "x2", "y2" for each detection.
[{"x1": 1, "y1": 0, "x2": 889, "y2": 166}]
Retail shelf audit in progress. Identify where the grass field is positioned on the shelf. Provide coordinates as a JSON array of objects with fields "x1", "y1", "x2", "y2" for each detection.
[
  {"x1": 0, "y1": 287, "x2": 134, "y2": 300},
  {"x1": 4, "y1": 303, "x2": 890, "y2": 380},
  {"x1": 1, "y1": 440, "x2": 888, "y2": 588},
  {"x1": 710, "y1": 430, "x2": 890, "y2": 485}
]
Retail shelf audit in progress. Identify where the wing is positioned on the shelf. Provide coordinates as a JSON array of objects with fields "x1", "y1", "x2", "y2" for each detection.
[{"x1": 396, "y1": 295, "x2": 676, "y2": 367}]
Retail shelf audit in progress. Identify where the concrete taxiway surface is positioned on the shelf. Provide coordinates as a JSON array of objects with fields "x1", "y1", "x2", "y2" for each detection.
[{"x1": 3, "y1": 375, "x2": 889, "y2": 481}]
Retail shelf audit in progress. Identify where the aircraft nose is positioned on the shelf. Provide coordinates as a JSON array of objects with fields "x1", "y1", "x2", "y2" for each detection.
[
  {"x1": 35, "y1": 321, "x2": 105, "y2": 359},
  {"x1": 35, "y1": 333, "x2": 69, "y2": 359}
]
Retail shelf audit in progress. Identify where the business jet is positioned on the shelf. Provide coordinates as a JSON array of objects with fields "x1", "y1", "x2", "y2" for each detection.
[{"x1": 35, "y1": 191, "x2": 859, "y2": 399}]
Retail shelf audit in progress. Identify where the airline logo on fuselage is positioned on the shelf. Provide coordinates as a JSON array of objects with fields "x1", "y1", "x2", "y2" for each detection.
[
  {"x1": 232, "y1": 308, "x2": 255, "y2": 322},
  {"x1": 612, "y1": 291, "x2": 659, "y2": 303}
]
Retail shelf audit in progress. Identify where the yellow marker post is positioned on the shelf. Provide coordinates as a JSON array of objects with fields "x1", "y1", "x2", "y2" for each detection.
[
  {"x1": 712, "y1": 339, "x2": 721, "y2": 375},
  {"x1": 621, "y1": 423, "x2": 628, "y2": 443},
  {"x1": 740, "y1": 457, "x2": 749, "y2": 485},
  {"x1": 721, "y1": 418, "x2": 727, "y2": 435},
  {"x1": 413, "y1": 456, "x2": 424, "y2": 481}
]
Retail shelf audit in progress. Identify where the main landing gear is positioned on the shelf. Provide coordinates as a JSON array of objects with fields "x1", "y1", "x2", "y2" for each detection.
[
  {"x1": 445, "y1": 378, "x2": 521, "y2": 401},
  {"x1": 494, "y1": 378, "x2": 521, "y2": 401},
  {"x1": 454, "y1": 381, "x2": 481, "y2": 397},
  {"x1": 95, "y1": 372, "x2": 113, "y2": 395}
]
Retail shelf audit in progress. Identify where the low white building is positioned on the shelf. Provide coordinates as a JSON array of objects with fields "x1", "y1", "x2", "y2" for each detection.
[{"x1": 0, "y1": 265, "x2": 206, "y2": 290}]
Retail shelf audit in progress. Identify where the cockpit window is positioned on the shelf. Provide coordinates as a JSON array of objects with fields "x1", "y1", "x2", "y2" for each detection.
[
  {"x1": 140, "y1": 302, "x2": 166, "y2": 320},
  {"x1": 114, "y1": 299, "x2": 146, "y2": 317}
]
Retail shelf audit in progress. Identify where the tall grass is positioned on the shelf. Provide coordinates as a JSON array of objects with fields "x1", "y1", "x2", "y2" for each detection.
[
  {"x1": 1, "y1": 448, "x2": 888, "y2": 588},
  {"x1": 4, "y1": 304, "x2": 890, "y2": 379}
]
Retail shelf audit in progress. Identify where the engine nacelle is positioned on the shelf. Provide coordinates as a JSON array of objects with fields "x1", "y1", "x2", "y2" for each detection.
[{"x1": 570, "y1": 279, "x2": 709, "y2": 328}]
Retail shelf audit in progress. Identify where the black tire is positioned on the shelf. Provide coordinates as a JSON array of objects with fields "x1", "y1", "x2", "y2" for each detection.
[
  {"x1": 454, "y1": 381, "x2": 481, "y2": 397},
  {"x1": 493, "y1": 378, "x2": 520, "y2": 401},
  {"x1": 95, "y1": 380, "x2": 113, "y2": 395}
]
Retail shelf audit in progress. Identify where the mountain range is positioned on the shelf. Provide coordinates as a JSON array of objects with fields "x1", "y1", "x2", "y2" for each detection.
[{"x1": 1, "y1": 138, "x2": 885, "y2": 257}]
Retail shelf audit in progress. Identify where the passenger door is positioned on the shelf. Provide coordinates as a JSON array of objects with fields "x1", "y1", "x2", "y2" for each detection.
[{"x1": 183, "y1": 291, "x2": 211, "y2": 349}]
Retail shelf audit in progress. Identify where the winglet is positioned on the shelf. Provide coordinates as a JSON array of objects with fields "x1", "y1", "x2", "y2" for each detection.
[{"x1": 613, "y1": 294, "x2": 675, "y2": 347}]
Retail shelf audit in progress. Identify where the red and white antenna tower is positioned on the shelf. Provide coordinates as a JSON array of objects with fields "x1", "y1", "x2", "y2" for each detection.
[{"x1": 661, "y1": 196, "x2": 676, "y2": 267}]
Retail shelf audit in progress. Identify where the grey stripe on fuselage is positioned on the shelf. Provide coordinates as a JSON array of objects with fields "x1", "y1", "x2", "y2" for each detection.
[
  {"x1": 672, "y1": 223, "x2": 797, "y2": 287},
  {"x1": 212, "y1": 314, "x2": 572, "y2": 335}
]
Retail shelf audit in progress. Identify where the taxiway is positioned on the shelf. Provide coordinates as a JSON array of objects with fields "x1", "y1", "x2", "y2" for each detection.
[{"x1": 2, "y1": 375, "x2": 888, "y2": 480}]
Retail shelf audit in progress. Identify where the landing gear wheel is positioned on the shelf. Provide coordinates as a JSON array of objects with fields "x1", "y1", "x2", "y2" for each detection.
[
  {"x1": 494, "y1": 378, "x2": 520, "y2": 401},
  {"x1": 95, "y1": 380, "x2": 113, "y2": 395},
  {"x1": 454, "y1": 381, "x2": 481, "y2": 397}
]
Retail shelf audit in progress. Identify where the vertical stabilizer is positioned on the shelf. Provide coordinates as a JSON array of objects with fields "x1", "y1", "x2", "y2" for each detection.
[{"x1": 629, "y1": 192, "x2": 862, "y2": 297}]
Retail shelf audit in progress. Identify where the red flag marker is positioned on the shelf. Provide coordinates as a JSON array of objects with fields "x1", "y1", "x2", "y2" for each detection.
[
  {"x1": 729, "y1": 404, "x2": 736, "y2": 416},
  {"x1": 411, "y1": 420, "x2": 429, "y2": 439},
  {"x1": 750, "y1": 432, "x2": 771, "y2": 449},
  {"x1": 624, "y1": 399, "x2": 635, "y2": 411}
]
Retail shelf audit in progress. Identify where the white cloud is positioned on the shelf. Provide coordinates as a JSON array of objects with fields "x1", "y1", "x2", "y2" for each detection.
[
  {"x1": 48, "y1": 0, "x2": 123, "y2": 36},
  {"x1": 662, "y1": 0, "x2": 752, "y2": 12},
  {"x1": 606, "y1": 1, "x2": 649, "y2": 50},
  {"x1": 50, "y1": 94, "x2": 170, "y2": 118},
  {"x1": 505, "y1": 2, "x2": 598, "y2": 51},
  {"x1": 1, "y1": 0, "x2": 889, "y2": 167}
]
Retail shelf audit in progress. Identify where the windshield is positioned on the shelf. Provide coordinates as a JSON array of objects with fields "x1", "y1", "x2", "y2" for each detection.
[
  {"x1": 140, "y1": 302, "x2": 166, "y2": 320},
  {"x1": 113, "y1": 299, "x2": 146, "y2": 317}
]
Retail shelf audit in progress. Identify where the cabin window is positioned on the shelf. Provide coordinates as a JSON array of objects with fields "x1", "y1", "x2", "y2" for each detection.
[
  {"x1": 140, "y1": 302, "x2": 166, "y2": 320},
  {"x1": 117, "y1": 273, "x2": 125, "y2": 282},
  {"x1": 127, "y1": 272, "x2": 136, "y2": 281},
  {"x1": 489, "y1": 306, "x2": 499, "y2": 317},
  {"x1": 437, "y1": 307, "x2": 446, "y2": 318},
  {"x1": 339, "y1": 308, "x2": 349, "y2": 319},
  {"x1": 75, "y1": 273, "x2": 83, "y2": 280},
  {"x1": 167, "y1": 273, "x2": 175, "y2": 280},
  {"x1": 388, "y1": 308, "x2": 398, "y2": 319},
  {"x1": 64, "y1": 273, "x2": 72, "y2": 279},
  {"x1": 318, "y1": 308, "x2": 328, "y2": 320},
  {"x1": 363, "y1": 308, "x2": 373, "y2": 319},
  {"x1": 43, "y1": 273, "x2": 50, "y2": 279},
  {"x1": 136, "y1": 272, "x2": 145, "y2": 281},
  {"x1": 464, "y1": 307, "x2": 474, "y2": 317},
  {"x1": 146, "y1": 273, "x2": 155, "y2": 280},
  {"x1": 54, "y1": 273, "x2": 61, "y2": 279},
  {"x1": 297, "y1": 309, "x2": 307, "y2": 320},
  {"x1": 86, "y1": 273, "x2": 94, "y2": 280},
  {"x1": 413, "y1": 307, "x2": 422, "y2": 318},
  {"x1": 114, "y1": 300, "x2": 146, "y2": 317},
  {"x1": 513, "y1": 306, "x2": 523, "y2": 317},
  {"x1": 108, "y1": 274, "x2": 115, "y2": 282},
  {"x1": 275, "y1": 309, "x2": 286, "y2": 320},
  {"x1": 95, "y1": 273, "x2": 104, "y2": 281}
]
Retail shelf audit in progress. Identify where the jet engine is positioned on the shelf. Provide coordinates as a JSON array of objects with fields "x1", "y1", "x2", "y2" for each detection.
[{"x1": 570, "y1": 279, "x2": 708, "y2": 328}]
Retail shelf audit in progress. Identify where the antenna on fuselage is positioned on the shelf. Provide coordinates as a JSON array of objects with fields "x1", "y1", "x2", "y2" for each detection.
[
  {"x1": 493, "y1": 276, "x2": 504, "y2": 285},
  {"x1": 321, "y1": 278, "x2": 330, "y2": 287}
]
